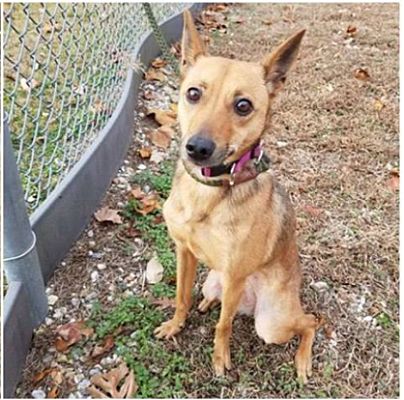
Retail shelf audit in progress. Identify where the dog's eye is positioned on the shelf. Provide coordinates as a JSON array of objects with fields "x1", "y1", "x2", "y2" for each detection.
[
  {"x1": 234, "y1": 99, "x2": 253, "y2": 116},
  {"x1": 186, "y1": 87, "x2": 202, "y2": 103}
]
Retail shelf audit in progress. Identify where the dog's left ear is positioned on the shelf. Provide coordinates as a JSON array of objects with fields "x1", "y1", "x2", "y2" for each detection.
[{"x1": 262, "y1": 29, "x2": 305, "y2": 96}]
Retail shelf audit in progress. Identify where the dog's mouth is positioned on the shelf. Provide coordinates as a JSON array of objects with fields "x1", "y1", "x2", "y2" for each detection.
[{"x1": 182, "y1": 145, "x2": 235, "y2": 168}]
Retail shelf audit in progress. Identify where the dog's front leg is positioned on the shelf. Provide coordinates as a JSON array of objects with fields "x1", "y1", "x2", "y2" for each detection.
[
  {"x1": 154, "y1": 245, "x2": 197, "y2": 339},
  {"x1": 213, "y1": 274, "x2": 246, "y2": 376}
]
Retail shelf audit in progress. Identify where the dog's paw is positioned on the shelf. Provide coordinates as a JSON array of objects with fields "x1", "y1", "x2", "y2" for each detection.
[
  {"x1": 295, "y1": 356, "x2": 312, "y2": 384},
  {"x1": 198, "y1": 298, "x2": 219, "y2": 313},
  {"x1": 213, "y1": 341, "x2": 231, "y2": 376},
  {"x1": 154, "y1": 319, "x2": 184, "y2": 339}
]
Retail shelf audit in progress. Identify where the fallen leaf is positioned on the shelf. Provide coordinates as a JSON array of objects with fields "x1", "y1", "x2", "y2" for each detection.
[
  {"x1": 262, "y1": 19, "x2": 272, "y2": 25},
  {"x1": 150, "y1": 128, "x2": 171, "y2": 149},
  {"x1": 146, "y1": 256, "x2": 164, "y2": 284},
  {"x1": 387, "y1": 174, "x2": 399, "y2": 192},
  {"x1": 94, "y1": 207, "x2": 122, "y2": 224},
  {"x1": 91, "y1": 335, "x2": 115, "y2": 359},
  {"x1": 47, "y1": 386, "x2": 59, "y2": 399},
  {"x1": 130, "y1": 185, "x2": 146, "y2": 200},
  {"x1": 32, "y1": 368, "x2": 55, "y2": 384},
  {"x1": 145, "y1": 69, "x2": 166, "y2": 82},
  {"x1": 137, "y1": 194, "x2": 160, "y2": 215},
  {"x1": 55, "y1": 321, "x2": 94, "y2": 352},
  {"x1": 152, "y1": 297, "x2": 175, "y2": 310},
  {"x1": 374, "y1": 99, "x2": 385, "y2": 112},
  {"x1": 354, "y1": 68, "x2": 370, "y2": 81},
  {"x1": 346, "y1": 25, "x2": 358, "y2": 36},
  {"x1": 151, "y1": 57, "x2": 167, "y2": 69},
  {"x1": 138, "y1": 147, "x2": 152, "y2": 159},
  {"x1": 20, "y1": 78, "x2": 40, "y2": 91},
  {"x1": 302, "y1": 205, "x2": 323, "y2": 218},
  {"x1": 87, "y1": 363, "x2": 137, "y2": 399},
  {"x1": 147, "y1": 109, "x2": 177, "y2": 126}
]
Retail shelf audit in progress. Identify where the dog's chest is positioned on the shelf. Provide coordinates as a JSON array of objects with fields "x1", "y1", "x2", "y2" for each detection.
[{"x1": 163, "y1": 189, "x2": 237, "y2": 269}]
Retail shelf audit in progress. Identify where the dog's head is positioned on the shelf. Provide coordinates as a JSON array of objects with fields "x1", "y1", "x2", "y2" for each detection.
[{"x1": 178, "y1": 9, "x2": 305, "y2": 167}]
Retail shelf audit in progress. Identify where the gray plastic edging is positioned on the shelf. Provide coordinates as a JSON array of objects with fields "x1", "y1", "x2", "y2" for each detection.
[{"x1": 3, "y1": 5, "x2": 203, "y2": 398}]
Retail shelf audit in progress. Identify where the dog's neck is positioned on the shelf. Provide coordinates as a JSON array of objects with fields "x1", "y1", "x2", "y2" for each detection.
[{"x1": 182, "y1": 141, "x2": 271, "y2": 187}]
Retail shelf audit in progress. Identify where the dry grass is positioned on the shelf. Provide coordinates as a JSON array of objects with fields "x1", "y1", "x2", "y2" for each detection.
[{"x1": 16, "y1": 3, "x2": 398, "y2": 398}]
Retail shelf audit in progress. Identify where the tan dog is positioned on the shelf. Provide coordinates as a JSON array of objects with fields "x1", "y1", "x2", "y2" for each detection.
[{"x1": 154, "y1": 9, "x2": 318, "y2": 383}]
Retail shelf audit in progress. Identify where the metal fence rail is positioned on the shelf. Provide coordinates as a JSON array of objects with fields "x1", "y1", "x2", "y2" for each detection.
[{"x1": 3, "y1": 3, "x2": 187, "y2": 212}]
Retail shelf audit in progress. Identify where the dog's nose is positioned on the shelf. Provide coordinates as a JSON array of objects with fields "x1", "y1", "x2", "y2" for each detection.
[{"x1": 186, "y1": 135, "x2": 216, "y2": 161}]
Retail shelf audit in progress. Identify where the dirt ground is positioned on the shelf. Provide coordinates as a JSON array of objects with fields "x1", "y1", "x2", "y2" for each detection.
[{"x1": 17, "y1": 3, "x2": 399, "y2": 399}]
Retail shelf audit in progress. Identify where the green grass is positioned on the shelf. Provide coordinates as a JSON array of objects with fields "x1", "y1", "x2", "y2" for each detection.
[{"x1": 88, "y1": 296, "x2": 191, "y2": 398}]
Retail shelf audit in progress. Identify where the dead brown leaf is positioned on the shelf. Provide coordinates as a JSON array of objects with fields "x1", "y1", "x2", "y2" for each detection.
[
  {"x1": 374, "y1": 99, "x2": 385, "y2": 112},
  {"x1": 346, "y1": 25, "x2": 358, "y2": 37},
  {"x1": 147, "y1": 108, "x2": 177, "y2": 126},
  {"x1": 262, "y1": 19, "x2": 272, "y2": 25},
  {"x1": 32, "y1": 368, "x2": 55, "y2": 385},
  {"x1": 150, "y1": 128, "x2": 172, "y2": 149},
  {"x1": 55, "y1": 321, "x2": 94, "y2": 352},
  {"x1": 130, "y1": 185, "x2": 146, "y2": 200},
  {"x1": 145, "y1": 68, "x2": 166, "y2": 82},
  {"x1": 138, "y1": 147, "x2": 152, "y2": 159},
  {"x1": 87, "y1": 363, "x2": 137, "y2": 398},
  {"x1": 387, "y1": 174, "x2": 399, "y2": 192},
  {"x1": 152, "y1": 297, "x2": 176, "y2": 310},
  {"x1": 47, "y1": 386, "x2": 59, "y2": 399},
  {"x1": 137, "y1": 194, "x2": 160, "y2": 215},
  {"x1": 354, "y1": 68, "x2": 370, "y2": 81},
  {"x1": 94, "y1": 207, "x2": 122, "y2": 224},
  {"x1": 91, "y1": 335, "x2": 115, "y2": 359},
  {"x1": 151, "y1": 57, "x2": 167, "y2": 69}
]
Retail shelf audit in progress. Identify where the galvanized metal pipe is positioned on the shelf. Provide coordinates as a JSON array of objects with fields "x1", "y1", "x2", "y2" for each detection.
[{"x1": 3, "y1": 116, "x2": 48, "y2": 327}]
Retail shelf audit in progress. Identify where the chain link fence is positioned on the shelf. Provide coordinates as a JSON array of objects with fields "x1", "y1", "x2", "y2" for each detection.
[{"x1": 3, "y1": 3, "x2": 187, "y2": 212}]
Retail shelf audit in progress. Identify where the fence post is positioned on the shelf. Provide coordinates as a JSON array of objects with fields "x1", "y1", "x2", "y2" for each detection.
[{"x1": 3, "y1": 116, "x2": 48, "y2": 327}]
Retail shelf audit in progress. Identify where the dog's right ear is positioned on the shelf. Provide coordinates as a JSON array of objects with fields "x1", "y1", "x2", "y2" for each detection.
[{"x1": 181, "y1": 9, "x2": 206, "y2": 75}]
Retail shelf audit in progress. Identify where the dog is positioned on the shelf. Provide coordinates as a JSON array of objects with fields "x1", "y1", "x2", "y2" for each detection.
[{"x1": 154, "y1": 9, "x2": 318, "y2": 383}]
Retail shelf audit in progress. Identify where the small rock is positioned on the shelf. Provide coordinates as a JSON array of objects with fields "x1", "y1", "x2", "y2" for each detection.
[
  {"x1": 89, "y1": 368, "x2": 101, "y2": 376},
  {"x1": 276, "y1": 141, "x2": 288, "y2": 148},
  {"x1": 363, "y1": 315, "x2": 373, "y2": 323},
  {"x1": 48, "y1": 295, "x2": 59, "y2": 306},
  {"x1": 88, "y1": 240, "x2": 96, "y2": 248},
  {"x1": 53, "y1": 307, "x2": 66, "y2": 319},
  {"x1": 77, "y1": 379, "x2": 91, "y2": 391},
  {"x1": 310, "y1": 281, "x2": 329, "y2": 293},
  {"x1": 61, "y1": 261, "x2": 67, "y2": 267},
  {"x1": 146, "y1": 257, "x2": 164, "y2": 284},
  {"x1": 123, "y1": 159, "x2": 130, "y2": 165},
  {"x1": 137, "y1": 164, "x2": 147, "y2": 170},
  {"x1": 97, "y1": 263, "x2": 107, "y2": 271},
  {"x1": 87, "y1": 230, "x2": 94, "y2": 238},
  {"x1": 71, "y1": 298, "x2": 80, "y2": 307},
  {"x1": 91, "y1": 271, "x2": 99, "y2": 282},
  {"x1": 88, "y1": 250, "x2": 94, "y2": 257},
  {"x1": 32, "y1": 389, "x2": 46, "y2": 399},
  {"x1": 45, "y1": 317, "x2": 54, "y2": 325}
]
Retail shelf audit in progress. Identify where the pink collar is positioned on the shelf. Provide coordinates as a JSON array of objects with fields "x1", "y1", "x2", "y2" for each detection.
[{"x1": 201, "y1": 141, "x2": 263, "y2": 178}]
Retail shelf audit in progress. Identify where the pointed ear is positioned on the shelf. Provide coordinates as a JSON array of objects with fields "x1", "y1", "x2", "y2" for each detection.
[
  {"x1": 261, "y1": 29, "x2": 305, "y2": 96},
  {"x1": 181, "y1": 9, "x2": 206, "y2": 75}
]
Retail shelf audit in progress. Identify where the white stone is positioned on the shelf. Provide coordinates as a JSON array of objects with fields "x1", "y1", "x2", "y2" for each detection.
[
  {"x1": 32, "y1": 389, "x2": 46, "y2": 399},
  {"x1": 91, "y1": 271, "x2": 99, "y2": 282},
  {"x1": 48, "y1": 295, "x2": 59, "y2": 306},
  {"x1": 77, "y1": 379, "x2": 91, "y2": 391},
  {"x1": 87, "y1": 230, "x2": 94, "y2": 238},
  {"x1": 310, "y1": 281, "x2": 329, "y2": 293},
  {"x1": 71, "y1": 298, "x2": 80, "y2": 307},
  {"x1": 97, "y1": 263, "x2": 107, "y2": 270},
  {"x1": 89, "y1": 240, "x2": 96, "y2": 248}
]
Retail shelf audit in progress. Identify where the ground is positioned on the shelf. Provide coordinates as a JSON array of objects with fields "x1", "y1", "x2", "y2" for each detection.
[{"x1": 17, "y1": 3, "x2": 399, "y2": 399}]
